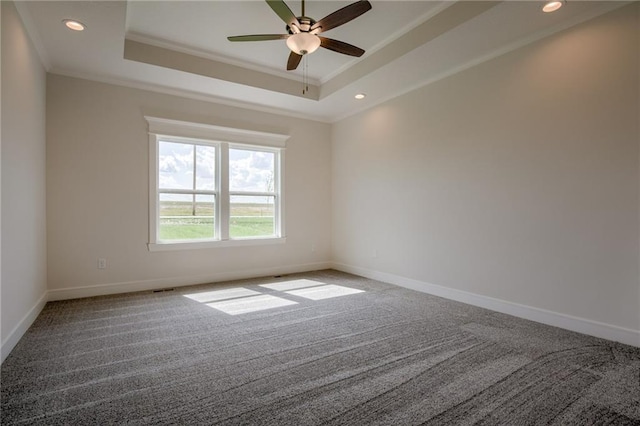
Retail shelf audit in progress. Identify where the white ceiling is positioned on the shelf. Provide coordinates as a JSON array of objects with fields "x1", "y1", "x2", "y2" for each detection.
[{"x1": 17, "y1": 1, "x2": 629, "y2": 122}]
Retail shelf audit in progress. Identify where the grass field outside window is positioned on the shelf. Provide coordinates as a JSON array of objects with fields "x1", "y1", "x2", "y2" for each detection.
[{"x1": 159, "y1": 201, "x2": 274, "y2": 240}]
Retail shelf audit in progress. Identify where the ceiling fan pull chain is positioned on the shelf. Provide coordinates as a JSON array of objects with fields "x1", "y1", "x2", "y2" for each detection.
[{"x1": 302, "y1": 55, "x2": 308, "y2": 95}]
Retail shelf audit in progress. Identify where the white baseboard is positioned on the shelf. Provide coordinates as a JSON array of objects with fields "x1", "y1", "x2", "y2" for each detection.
[
  {"x1": 332, "y1": 262, "x2": 640, "y2": 348},
  {"x1": 5, "y1": 261, "x2": 636, "y2": 366},
  {"x1": 48, "y1": 262, "x2": 333, "y2": 301},
  {"x1": 1, "y1": 291, "x2": 48, "y2": 364}
]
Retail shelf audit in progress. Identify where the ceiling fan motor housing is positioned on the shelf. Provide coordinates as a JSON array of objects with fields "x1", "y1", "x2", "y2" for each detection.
[{"x1": 287, "y1": 17, "x2": 317, "y2": 34}]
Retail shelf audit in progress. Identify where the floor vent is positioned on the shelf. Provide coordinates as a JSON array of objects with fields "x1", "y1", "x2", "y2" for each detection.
[{"x1": 152, "y1": 288, "x2": 175, "y2": 293}]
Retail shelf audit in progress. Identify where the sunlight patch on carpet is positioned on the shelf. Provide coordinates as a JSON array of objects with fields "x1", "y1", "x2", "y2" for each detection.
[
  {"x1": 260, "y1": 279, "x2": 325, "y2": 291},
  {"x1": 183, "y1": 280, "x2": 364, "y2": 315},
  {"x1": 206, "y1": 294, "x2": 298, "y2": 315},
  {"x1": 286, "y1": 284, "x2": 364, "y2": 300},
  {"x1": 183, "y1": 287, "x2": 260, "y2": 303}
]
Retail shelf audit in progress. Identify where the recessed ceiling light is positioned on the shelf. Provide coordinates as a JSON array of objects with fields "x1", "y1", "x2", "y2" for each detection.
[
  {"x1": 542, "y1": 1, "x2": 564, "y2": 13},
  {"x1": 63, "y1": 19, "x2": 86, "y2": 31},
  {"x1": 355, "y1": 93, "x2": 366, "y2": 100}
]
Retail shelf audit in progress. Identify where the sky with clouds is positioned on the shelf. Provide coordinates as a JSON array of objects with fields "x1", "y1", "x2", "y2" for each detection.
[{"x1": 159, "y1": 141, "x2": 275, "y2": 195}]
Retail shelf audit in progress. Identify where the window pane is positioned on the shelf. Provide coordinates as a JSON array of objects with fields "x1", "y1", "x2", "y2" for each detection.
[
  {"x1": 159, "y1": 193, "x2": 215, "y2": 240},
  {"x1": 229, "y1": 148, "x2": 275, "y2": 192},
  {"x1": 196, "y1": 145, "x2": 216, "y2": 190},
  {"x1": 159, "y1": 141, "x2": 194, "y2": 190},
  {"x1": 230, "y1": 195, "x2": 274, "y2": 238}
]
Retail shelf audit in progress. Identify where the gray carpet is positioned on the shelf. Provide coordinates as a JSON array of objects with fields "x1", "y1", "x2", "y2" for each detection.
[{"x1": 1, "y1": 270, "x2": 639, "y2": 425}]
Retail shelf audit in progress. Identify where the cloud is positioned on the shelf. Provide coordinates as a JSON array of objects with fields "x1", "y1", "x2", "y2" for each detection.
[
  {"x1": 195, "y1": 146, "x2": 216, "y2": 190},
  {"x1": 159, "y1": 155, "x2": 179, "y2": 173},
  {"x1": 159, "y1": 142, "x2": 196, "y2": 189},
  {"x1": 158, "y1": 143, "x2": 274, "y2": 194},
  {"x1": 230, "y1": 150, "x2": 274, "y2": 192}
]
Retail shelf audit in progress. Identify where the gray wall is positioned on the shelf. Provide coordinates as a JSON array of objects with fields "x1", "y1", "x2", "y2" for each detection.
[
  {"x1": 332, "y1": 5, "x2": 640, "y2": 335},
  {"x1": 1, "y1": 1, "x2": 48, "y2": 361},
  {"x1": 46, "y1": 75, "x2": 333, "y2": 298}
]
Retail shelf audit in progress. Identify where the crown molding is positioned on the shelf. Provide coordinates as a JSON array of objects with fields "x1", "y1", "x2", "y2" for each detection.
[{"x1": 48, "y1": 67, "x2": 332, "y2": 123}]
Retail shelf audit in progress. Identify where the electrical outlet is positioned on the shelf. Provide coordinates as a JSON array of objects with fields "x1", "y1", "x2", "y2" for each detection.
[
  {"x1": 311, "y1": 243, "x2": 316, "y2": 253},
  {"x1": 98, "y1": 258, "x2": 107, "y2": 269}
]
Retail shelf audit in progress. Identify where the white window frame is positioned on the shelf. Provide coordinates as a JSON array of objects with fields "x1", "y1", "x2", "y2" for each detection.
[{"x1": 146, "y1": 117, "x2": 288, "y2": 251}]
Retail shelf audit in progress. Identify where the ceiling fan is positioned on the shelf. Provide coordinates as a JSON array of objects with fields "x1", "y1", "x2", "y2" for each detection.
[{"x1": 227, "y1": 0, "x2": 372, "y2": 71}]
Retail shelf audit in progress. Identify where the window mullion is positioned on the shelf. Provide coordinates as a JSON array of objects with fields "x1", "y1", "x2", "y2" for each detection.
[
  {"x1": 219, "y1": 143, "x2": 230, "y2": 241},
  {"x1": 229, "y1": 191, "x2": 276, "y2": 197},
  {"x1": 192, "y1": 145, "x2": 197, "y2": 217},
  {"x1": 159, "y1": 189, "x2": 217, "y2": 195},
  {"x1": 149, "y1": 135, "x2": 159, "y2": 244},
  {"x1": 275, "y1": 150, "x2": 283, "y2": 237}
]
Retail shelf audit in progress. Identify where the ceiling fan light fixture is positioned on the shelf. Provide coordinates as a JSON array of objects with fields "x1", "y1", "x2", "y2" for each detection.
[
  {"x1": 286, "y1": 32, "x2": 321, "y2": 55},
  {"x1": 542, "y1": 0, "x2": 565, "y2": 13}
]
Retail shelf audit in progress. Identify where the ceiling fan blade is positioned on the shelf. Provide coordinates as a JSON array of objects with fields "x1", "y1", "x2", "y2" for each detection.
[
  {"x1": 287, "y1": 52, "x2": 303, "y2": 70},
  {"x1": 319, "y1": 37, "x2": 365, "y2": 57},
  {"x1": 310, "y1": 0, "x2": 372, "y2": 34},
  {"x1": 228, "y1": 34, "x2": 288, "y2": 42},
  {"x1": 266, "y1": 0, "x2": 300, "y2": 29}
]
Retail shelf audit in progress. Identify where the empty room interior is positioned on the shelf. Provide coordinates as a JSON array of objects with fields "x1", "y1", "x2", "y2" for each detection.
[{"x1": 2, "y1": 0, "x2": 639, "y2": 424}]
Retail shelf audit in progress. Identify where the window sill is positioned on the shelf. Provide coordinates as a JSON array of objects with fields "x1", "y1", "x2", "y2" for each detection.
[{"x1": 148, "y1": 237, "x2": 286, "y2": 252}]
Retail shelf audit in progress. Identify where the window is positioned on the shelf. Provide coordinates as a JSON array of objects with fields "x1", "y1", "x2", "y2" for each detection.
[
  {"x1": 229, "y1": 147, "x2": 277, "y2": 238},
  {"x1": 157, "y1": 140, "x2": 217, "y2": 241},
  {"x1": 146, "y1": 117, "x2": 287, "y2": 250}
]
